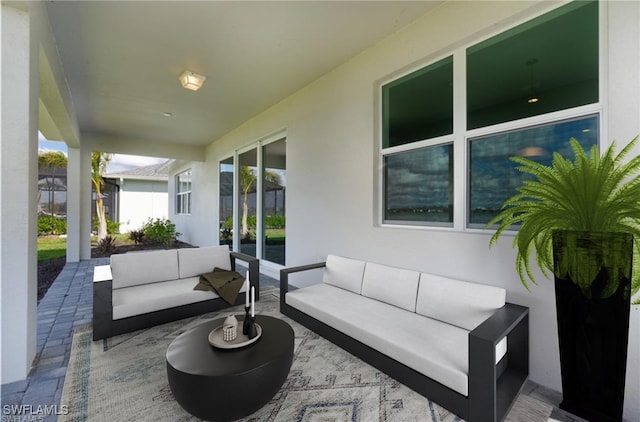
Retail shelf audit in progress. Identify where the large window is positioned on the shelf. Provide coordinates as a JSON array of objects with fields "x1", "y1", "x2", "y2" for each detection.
[
  {"x1": 382, "y1": 56, "x2": 453, "y2": 148},
  {"x1": 467, "y1": 1, "x2": 598, "y2": 130},
  {"x1": 381, "y1": 56, "x2": 454, "y2": 225},
  {"x1": 468, "y1": 115, "x2": 598, "y2": 226},
  {"x1": 384, "y1": 143, "x2": 453, "y2": 225},
  {"x1": 380, "y1": 0, "x2": 599, "y2": 229},
  {"x1": 176, "y1": 170, "x2": 192, "y2": 215}
]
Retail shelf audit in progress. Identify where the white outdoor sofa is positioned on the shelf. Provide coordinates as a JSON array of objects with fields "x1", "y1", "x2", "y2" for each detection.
[
  {"x1": 280, "y1": 255, "x2": 529, "y2": 422},
  {"x1": 93, "y1": 245, "x2": 259, "y2": 341}
]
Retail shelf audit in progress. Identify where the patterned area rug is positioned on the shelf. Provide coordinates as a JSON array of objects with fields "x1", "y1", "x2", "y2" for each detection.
[{"x1": 60, "y1": 288, "x2": 552, "y2": 421}]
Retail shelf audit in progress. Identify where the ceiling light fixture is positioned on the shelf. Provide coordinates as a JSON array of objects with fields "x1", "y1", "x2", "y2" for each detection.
[
  {"x1": 179, "y1": 70, "x2": 206, "y2": 91},
  {"x1": 525, "y1": 58, "x2": 539, "y2": 104}
]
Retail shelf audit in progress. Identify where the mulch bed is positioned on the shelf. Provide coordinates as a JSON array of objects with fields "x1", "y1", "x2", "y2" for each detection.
[{"x1": 37, "y1": 241, "x2": 193, "y2": 302}]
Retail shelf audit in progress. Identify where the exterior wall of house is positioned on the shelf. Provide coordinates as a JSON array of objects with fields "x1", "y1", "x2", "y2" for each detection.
[
  {"x1": 168, "y1": 161, "x2": 211, "y2": 246},
  {"x1": 117, "y1": 179, "x2": 168, "y2": 232},
  {"x1": 169, "y1": 1, "x2": 640, "y2": 418}
]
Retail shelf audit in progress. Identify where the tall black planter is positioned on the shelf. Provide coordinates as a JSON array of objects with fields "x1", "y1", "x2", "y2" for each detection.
[{"x1": 552, "y1": 230, "x2": 633, "y2": 422}]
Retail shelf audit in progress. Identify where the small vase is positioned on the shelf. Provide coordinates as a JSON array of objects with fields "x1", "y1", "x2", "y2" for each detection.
[
  {"x1": 242, "y1": 307, "x2": 251, "y2": 335},
  {"x1": 223, "y1": 314, "x2": 238, "y2": 330},
  {"x1": 247, "y1": 315, "x2": 257, "y2": 339}
]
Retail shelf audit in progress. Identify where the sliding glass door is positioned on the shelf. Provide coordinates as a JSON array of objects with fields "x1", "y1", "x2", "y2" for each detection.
[
  {"x1": 219, "y1": 157, "x2": 234, "y2": 246},
  {"x1": 219, "y1": 135, "x2": 286, "y2": 265},
  {"x1": 262, "y1": 138, "x2": 286, "y2": 265},
  {"x1": 238, "y1": 148, "x2": 258, "y2": 257}
]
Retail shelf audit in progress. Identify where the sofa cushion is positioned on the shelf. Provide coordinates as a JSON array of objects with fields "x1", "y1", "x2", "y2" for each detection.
[
  {"x1": 111, "y1": 249, "x2": 179, "y2": 289},
  {"x1": 322, "y1": 255, "x2": 366, "y2": 294},
  {"x1": 361, "y1": 262, "x2": 420, "y2": 312},
  {"x1": 416, "y1": 273, "x2": 506, "y2": 331},
  {"x1": 178, "y1": 245, "x2": 232, "y2": 279},
  {"x1": 287, "y1": 283, "x2": 470, "y2": 396},
  {"x1": 286, "y1": 283, "x2": 508, "y2": 397},
  {"x1": 113, "y1": 276, "x2": 248, "y2": 320}
]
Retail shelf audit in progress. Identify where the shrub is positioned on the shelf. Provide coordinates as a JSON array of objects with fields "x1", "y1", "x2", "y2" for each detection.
[
  {"x1": 265, "y1": 215, "x2": 286, "y2": 229},
  {"x1": 96, "y1": 235, "x2": 117, "y2": 254},
  {"x1": 128, "y1": 229, "x2": 145, "y2": 244},
  {"x1": 38, "y1": 216, "x2": 67, "y2": 235},
  {"x1": 141, "y1": 218, "x2": 181, "y2": 246}
]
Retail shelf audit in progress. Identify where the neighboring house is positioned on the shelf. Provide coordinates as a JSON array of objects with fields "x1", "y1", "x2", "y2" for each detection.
[{"x1": 103, "y1": 161, "x2": 170, "y2": 233}]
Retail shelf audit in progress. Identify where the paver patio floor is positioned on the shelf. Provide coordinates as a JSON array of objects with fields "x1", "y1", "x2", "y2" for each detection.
[{"x1": 1, "y1": 258, "x2": 279, "y2": 421}]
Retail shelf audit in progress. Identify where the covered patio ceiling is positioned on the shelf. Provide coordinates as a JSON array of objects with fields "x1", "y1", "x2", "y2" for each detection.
[{"x1": 44, "y1": 1, "x2": 441, "y2": 152}]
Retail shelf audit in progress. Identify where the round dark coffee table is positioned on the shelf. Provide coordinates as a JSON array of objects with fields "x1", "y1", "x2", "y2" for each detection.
[{"x1": 166, "y1": 314, "x2": 294, "y2": 421}]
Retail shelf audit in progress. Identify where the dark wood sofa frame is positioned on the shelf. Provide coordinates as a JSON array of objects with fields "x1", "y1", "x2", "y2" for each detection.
[
  {"x1": 280, "y1": 261, "x2": 529, "y2": 422},
  {"x1": 93, "y1": 251, "x2": 259, "y2": 341}
]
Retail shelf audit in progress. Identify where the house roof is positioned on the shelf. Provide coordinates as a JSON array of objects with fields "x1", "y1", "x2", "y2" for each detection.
[{"x1": 105, "y1": 161, "x2": 171, "y2": 182}]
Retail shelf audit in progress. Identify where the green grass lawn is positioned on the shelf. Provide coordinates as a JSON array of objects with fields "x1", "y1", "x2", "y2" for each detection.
[
  {"x1": 38, "y1": 236, "x2": 67, "y2": 261},
  {"x1": 38, "y1": 233, "x2": 137, "y2": 261},
  {"x1": 265, "y1": 228, "x2": 285, "y2": 242}
]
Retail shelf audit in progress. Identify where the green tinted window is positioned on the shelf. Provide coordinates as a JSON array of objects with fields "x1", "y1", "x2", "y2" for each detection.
[
  {"x1": 382, "y1": 56, "x2": 453, "y2": 148},
  {"x1": 467, "y1": 0, "x2": 598, "y2": 130}
]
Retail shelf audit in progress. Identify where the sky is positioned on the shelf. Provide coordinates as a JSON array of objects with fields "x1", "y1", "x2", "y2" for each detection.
[{"x1": 38, "y1": 133, "x2": 167, "y2": 174}]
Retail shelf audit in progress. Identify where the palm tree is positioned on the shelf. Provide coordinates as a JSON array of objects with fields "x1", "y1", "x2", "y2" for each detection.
[
  {"x1": 240, "y1": 165, "x2": 257, "y2": 239},
  {"x1": 91, "y1": 151, "x2": 112, "y2": 241}
]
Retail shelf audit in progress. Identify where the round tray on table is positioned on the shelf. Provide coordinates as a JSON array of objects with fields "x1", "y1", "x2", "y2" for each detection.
[{"x1": 208, "y1": 323, "x2": 262, "y2": 349}]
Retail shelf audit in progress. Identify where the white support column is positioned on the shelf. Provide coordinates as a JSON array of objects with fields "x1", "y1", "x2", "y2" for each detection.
[
  {"x1": 80, "y1": 146, "x2": 92, "y2": 259},
  {"x1": 66, "y1": 146, "x2": 92, "y2": 262},
  {"x1": 1, "y1": 4, "x2": 39, "y2": 384},
  {"x1": 66, "y1": 147, "x2": 80, "y2": 261}
]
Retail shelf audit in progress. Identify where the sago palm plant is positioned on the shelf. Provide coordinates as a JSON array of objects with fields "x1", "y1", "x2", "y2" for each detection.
[{"x1": 488, "y1": 136, "x2": 640, "y2": 302}]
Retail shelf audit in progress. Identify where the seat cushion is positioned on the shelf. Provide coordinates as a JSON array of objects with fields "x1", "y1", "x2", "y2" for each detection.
[
  {"x1": 178, "y1": 245, "x2": 232, "y2": 279},
  {"x1": 416, "y1": 273, "x2": 506, "y2": 331},
  {"x1": 361, "y1": 262, "x2": 420, "y2": 312},
  {"x1": 322, "y1": 255, "x2": 366, "y2": 294},
  {"x1": 113, "y1": 277, "x2": 248, "y2": 320},
  {"x1": 287, "y1": 284, "x2": 471, "y2": 395},
  {"x1": 111, "y1": 249, "x2": 179, "y2": 289}
]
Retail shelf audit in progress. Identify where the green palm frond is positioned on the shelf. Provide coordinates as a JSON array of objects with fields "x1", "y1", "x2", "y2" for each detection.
[{"x1": 488, "y1": 136, "x2": 640, "y2": 300}]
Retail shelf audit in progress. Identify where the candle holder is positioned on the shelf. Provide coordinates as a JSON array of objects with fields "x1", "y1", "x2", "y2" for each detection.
[
  {"x1": 243, "y1": 306, "x2": 251, "y2": 335},
  {"x1": 247, "y1": 315, "x2": 258, "y2": 339}
]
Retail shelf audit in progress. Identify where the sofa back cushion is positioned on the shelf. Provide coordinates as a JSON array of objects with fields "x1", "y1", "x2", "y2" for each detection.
[
  {"x1": 111, "y1": 249, "x2": 179, "y2": 289},
  {"x1": 416, "y1": 273, "x2": 506, "y2": 330},
  {"x1": 361, "y1": 262, "x2": 420, "y2": 312},
  {"x1": 178, "y1": 246, "x2": 231, "y2": 279},
  {"x1": 322, "y1": 255, "x2": 366, "y2": 294}
]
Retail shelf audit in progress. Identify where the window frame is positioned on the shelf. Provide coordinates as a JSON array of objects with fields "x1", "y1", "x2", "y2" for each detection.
[
  {"x1": 175, "y1": 169, "x2": 192, "y2": 215},
  {"x1": 377, "y1": 0, "x2": 604, "y2": 232}
]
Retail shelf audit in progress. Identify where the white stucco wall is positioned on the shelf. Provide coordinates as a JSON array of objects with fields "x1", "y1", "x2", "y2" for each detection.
[
  {"x1": 1, "y1": 3, "x2": 39, "y2": 384},
  {"x1": 117, "y1": 179, "x2": 168, "y2": 232},
  {"x1": 168, "y1": 161, "x2": 211, "y2": 246},
  {"x1": 170, "y1": 1, "x2": 640, "y2": 419}
]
